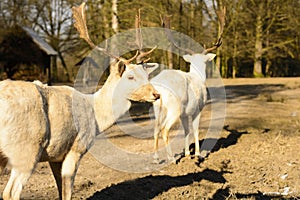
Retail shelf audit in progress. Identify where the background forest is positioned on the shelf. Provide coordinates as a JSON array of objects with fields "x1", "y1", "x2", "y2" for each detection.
[{"x1": 0, "y1": 0, "x2": 300, "y2": 82}]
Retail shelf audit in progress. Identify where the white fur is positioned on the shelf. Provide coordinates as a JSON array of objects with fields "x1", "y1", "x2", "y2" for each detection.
[
  {"x1": 0, "y1": 62, "x2": 159, "y2": 200},
  {"x1": 151, "y1": 53, "x2": 216, "y2": 162}
]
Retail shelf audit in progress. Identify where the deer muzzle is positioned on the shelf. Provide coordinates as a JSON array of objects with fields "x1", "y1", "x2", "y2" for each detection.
[{"x1": 130, "y1": 84, "x2": 160, "y2": 102}]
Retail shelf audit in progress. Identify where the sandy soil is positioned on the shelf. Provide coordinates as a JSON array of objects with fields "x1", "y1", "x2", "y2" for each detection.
[{"x1": 0, "y1": 77, "x2": 300, "y2": 199}]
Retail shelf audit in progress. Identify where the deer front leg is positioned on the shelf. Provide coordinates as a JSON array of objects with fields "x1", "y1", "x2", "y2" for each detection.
[{"x1": 61, "y1": 151, "x2": 81, "y2": 200}]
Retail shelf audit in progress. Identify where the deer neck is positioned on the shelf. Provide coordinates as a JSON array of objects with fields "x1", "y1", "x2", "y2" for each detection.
[
  {"x1": 189, "y1": 63, "x2": 206, "y2": 83},
  {"x1": 93, "y1": 75, "x2": 131, "y2": 132}
]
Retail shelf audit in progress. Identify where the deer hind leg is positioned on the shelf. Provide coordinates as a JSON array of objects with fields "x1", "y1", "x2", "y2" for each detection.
[
  {"x1": 162, "y1": 112, "x2": 179, "y2": 163},
  {"x1": 192, "y1": 112, "x2": 201, "y2": 157},
  {"x1": 2, "y1": 144, "x2": 42, "y2": 200},
  {"x1": 180, "y1": 116, "x2": 191, "y2": 157},
  {"x1": 153, "y1": 119, "x2": 161, "y2": 163},
  {"x1": 152, "y1": 100, "x2": 167, "y2": 163},
  {"x1": 61, "y1": 151, "x2": 81, "y2": 200},
  {"x1": 3, "y1": 168, "x2": 33, "y2": 200}
]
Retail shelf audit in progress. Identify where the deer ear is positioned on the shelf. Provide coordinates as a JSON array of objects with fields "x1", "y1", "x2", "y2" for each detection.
[
  {"x1": 206, "y1": 53, "x2": 216, "y2": 61},
  {"x1": 117, "y1": 61, "x2": 126, "y2": 77},
  {"x1": 183, "y1": 54, "x2": 192, "y2": 63},
  {"x1": 143, "y1": 63, "x2": 159, "y2": 74}
]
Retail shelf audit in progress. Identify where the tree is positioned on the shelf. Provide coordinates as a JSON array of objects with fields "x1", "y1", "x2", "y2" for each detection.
[{"x1": 248, "y1": 0, "x2": 297, "y2": 77}]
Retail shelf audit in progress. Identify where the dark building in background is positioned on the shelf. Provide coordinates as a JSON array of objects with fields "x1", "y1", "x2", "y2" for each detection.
[{"x1": 0, "y1": 25, "x2": 57, "y2": 84}]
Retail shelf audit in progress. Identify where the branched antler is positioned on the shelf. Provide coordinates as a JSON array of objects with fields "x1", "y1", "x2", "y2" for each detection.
[
  {"x1": 202, "y1": 6, "x2": 226, "y2": 54},
  {"x1": 135, "y1": 9, "x2": 143, "y2": 51},
  {"x1": 72, "y1": 2, "x2": 138, "y2": 63},
  {"x1": 134, "y1": 9, "x2": 157, "y2": 64},
  {"x1": 161, "y1": 15, "x2": 195, "y2": 55},
  {"x1": 162, "y1": 6, "x2": 226, "y2": 55}
]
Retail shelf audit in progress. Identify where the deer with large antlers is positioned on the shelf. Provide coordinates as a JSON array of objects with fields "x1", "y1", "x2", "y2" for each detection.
[
  {"x1": 0, "y1": 2, "x2": 159, "y2": 200},
  {"x1": 151, "y1": 7, "x2": 226, "y2": 163}
]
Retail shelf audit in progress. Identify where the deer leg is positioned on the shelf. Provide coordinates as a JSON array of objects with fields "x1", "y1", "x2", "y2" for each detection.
[
  {"x1": 3, "y1": 168, "x2": 34, "y2": 200},
  {"x1": 180, "y1": 116, "x2": 191, "y2": 157},
  {"x1": 161, "y1": 128, "x2": 175, "y2": 162},
  {"x1": 153, "y1": 120, "x2": 160, "y2": 163},
  {"x1": 2, "y1": 136, "x2": 43, "y2": 200},
  {"x1": 49, "y1": 162, "x2": 63, "y2": 199},
  {"x1": 61, "y1": 151, "x2": 81, "y2": 200},
  {"x1": 192, "y1": 112, "x2": 201, "y2": 157},
  {"x1": 162, "y1": 110, "x2": 180, "y2": 162},
  {"x1": 2, "y1": 149, "x2": 40, "y2": 200}
]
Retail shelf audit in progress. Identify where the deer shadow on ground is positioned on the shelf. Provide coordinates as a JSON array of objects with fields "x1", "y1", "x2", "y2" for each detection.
[
  {"x1": 178, "y1": 125, "x2": 249, "y2": 165},
  {"x1": 203, "y1": 125, "x2": 249, "y2": 153},
  {"x1": 88, "y1": 168, "x2": 227, "y2": 200},
  {"x1": 212, "y1": 186, "x2": 299, "y2": 200},
  {"x1": 87, "y1": 133, "x2": 236, "y2": 199}
]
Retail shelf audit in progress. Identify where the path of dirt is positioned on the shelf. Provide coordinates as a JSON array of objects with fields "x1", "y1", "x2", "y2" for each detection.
[{"x1": 0, "y1": 78, "x2": 300, "y2": 199}]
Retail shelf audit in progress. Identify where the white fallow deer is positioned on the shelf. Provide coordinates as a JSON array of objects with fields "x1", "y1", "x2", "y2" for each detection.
[
  {"x1": 151, "y1": 8, "x2": 226, "y2": 163},
  {"x1": 0, "y1": 2, "x2": 159, "y2": 200}
]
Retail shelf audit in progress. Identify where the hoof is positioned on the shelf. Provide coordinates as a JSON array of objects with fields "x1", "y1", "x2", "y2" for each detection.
[
  {"x1": 167, "y1": 156, "x2": 176, "y2": 164},
  {"x1": 195, "y1": 156, "x2": 205, "y2": 166},
  {"x1": 184, "y1": 151, "x2": 191, "y2": 157},
  {"x1": 152, "y1": 158, "x2": 160, "y2": 164},
  {"x1": 153, "y1": 154, "x2": 160, "y2": 164},
  {"x1": 200, "y1": 150, "x2": 210, "y2": 158}
]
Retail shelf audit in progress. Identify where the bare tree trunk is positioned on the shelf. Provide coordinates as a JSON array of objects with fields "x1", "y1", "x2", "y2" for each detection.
[
  {"x1": 167, "y1": 50, "x2": 174, "y2": 69},
  {"x1": 232, "y1": 31, "x2": 238, "y2": 78},
  {"x1": 253, "y1": 2, "x2": 264, "y2": 77},
  {"x1": 57, "y1": 51, "x2": 70, "y2": 81},
  {"x1": 212, "y1": 0, "x2": 223, "y2": 77},
  {"x1": 112, "y1": 0, "x2": 118, "y2": 34},
  {"x1": 111, "y1": 0, "x2": 118, "y2": 60}
]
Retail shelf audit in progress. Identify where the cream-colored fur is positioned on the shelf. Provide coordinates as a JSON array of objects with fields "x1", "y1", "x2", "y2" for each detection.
[
  {"x1": 0, "y1": 61, "x2": 159, "y2": 200},
  {"x1": 151, "y1": 53, "x2": 215, "y2": 162}
]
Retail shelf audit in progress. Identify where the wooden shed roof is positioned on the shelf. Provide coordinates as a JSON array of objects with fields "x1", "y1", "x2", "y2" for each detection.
[{"x1": 21, "y1": 26, "x2": 58, "y2": 56}]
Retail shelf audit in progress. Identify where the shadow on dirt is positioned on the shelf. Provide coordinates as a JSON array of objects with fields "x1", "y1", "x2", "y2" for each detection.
[
  {"x1": 213, "y1": 187, "x2": 299, "y2": 200},
  {"x1": 211, "y1": 125, "x2": 249, "y2": 153},
  {"x1": 184, "y1": 125, "x2": 249, "y2": 165},
  {"x1": 88, "y1": 168, "x2": 227, "y2": 200},
  {"x1": 222, "y1": 83, "x2": 285, "y2": 103}
]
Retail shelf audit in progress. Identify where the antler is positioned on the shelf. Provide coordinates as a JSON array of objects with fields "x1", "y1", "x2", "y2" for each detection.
[
  {"x1": 134, "y1": 9, "x2": 157, "y2": 64},
  {"x1": 202, "y1": 6, "x2": 226, "y2": 54},
  {"x1": 72, "y1": 2, "x2": 138, "y2": 63},
  {"x1": 162, "y1": 15, "x2": 195, "y2": 55}
]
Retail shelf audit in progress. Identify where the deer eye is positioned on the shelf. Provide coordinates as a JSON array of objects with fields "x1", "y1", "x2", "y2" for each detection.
[
  {"x1": 127, "y1": 75, "x2": 134, "y2": 80},
  {"x1": 142, "y1": 64, "x2": 147, "y2": 70}
]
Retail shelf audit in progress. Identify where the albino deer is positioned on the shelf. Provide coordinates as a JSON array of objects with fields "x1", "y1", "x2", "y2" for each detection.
[
  {"x1": 151, "y1": 8, "x2": 226, "y2": 162},
  {"x1": 0, "y1": 2, "x2": 159, "y2": 200}
]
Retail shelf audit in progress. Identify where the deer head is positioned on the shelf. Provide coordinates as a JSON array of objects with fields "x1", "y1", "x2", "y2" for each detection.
[
  {"x1": 162, "y1": 7, "x2": 226, "y2": 81},
  {"x1": 72, "y1": 2, "x2": 160, "y2": 102}
]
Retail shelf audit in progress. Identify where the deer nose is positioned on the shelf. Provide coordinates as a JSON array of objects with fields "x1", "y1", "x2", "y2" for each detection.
[{"x1": 153, "y1": 92, "x2": 160, "y2": 100}]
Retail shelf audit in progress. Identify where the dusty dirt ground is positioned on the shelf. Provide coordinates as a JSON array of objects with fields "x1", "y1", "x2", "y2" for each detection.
[{"x1": 0, "y1": 77, "x2": 300, "y2": 199}]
